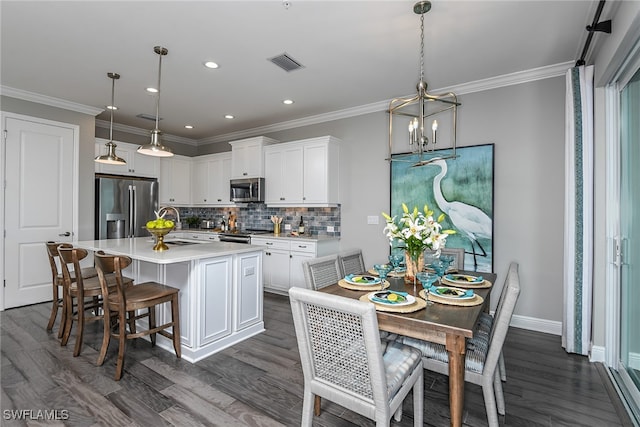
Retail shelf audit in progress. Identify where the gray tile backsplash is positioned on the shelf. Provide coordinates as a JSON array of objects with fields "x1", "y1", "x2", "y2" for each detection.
[{"x1": 177, "y1": 204, "x2": 341, "y2": 236}]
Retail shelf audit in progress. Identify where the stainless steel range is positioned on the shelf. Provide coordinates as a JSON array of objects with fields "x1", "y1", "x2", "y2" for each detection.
[{"x1": 218, "y1": 228, "x2": 271, "y2": 244}]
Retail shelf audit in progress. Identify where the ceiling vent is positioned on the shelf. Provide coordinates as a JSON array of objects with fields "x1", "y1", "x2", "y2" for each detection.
[
  {"x1": 136, "y1": 113, "x2": 162, "y2": 121},
  {"x1": 268, "y1": 53, "x2": 304, "y2": 72}
]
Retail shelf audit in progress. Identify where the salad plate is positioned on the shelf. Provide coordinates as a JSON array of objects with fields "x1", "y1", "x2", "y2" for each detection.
[
  {"x1": 344, "y1": 274, "x2": 381, "y2": 286},
  {"x1": 368, "y1": 291, "x2": 415, "y2": 306},
  {"x1": 429, "y1": 286, "x2": 475, "y2": 300},
  {"x1": 443, "y1": 274, "x2": 483, "y2": 285}
]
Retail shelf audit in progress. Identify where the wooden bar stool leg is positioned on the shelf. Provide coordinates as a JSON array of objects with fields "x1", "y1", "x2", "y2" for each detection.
[
  {"x1": 149, "y1": 307, "x2": 156, "y2": 346},
  {"x1": 57, "y1": 292, "x2": 67, "y2": 339},
  {"x1": 97, "y1": 311, "x2": 112, "y2": 366},
  {"x1": 115, "y1": 310, "x2": 127, "y2": 381},
  {"x1": 46, "y1": 282, "x2": 60, "y2": 332},
  {"x1": 171, "y1": 294, "x2": 181, "y2": 358},
  {"x1": 314, "y1": 396, "x2": 321, "y2": 416},
  {"x1": 73, "y1": 297, "x2": 85, "y2": 357},
  {"x1": 61, "y1": 294, "x2": 73, "y2": 346}
]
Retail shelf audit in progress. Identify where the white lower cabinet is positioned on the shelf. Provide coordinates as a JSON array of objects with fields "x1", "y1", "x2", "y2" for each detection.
[
  {"x1": 251, "y1": 237, "x2": 339, "y2": 294},
  {"x1": 200, "y1": 256, "x2": 232, "y2": 345},
  {"x1": 127, "y1": 250, "x2": 263, "y2": 363}
]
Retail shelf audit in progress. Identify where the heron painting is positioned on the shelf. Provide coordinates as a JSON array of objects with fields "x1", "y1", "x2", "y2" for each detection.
[{"x1": 390, "y1": 144, "x2": 494, "y2": 272}]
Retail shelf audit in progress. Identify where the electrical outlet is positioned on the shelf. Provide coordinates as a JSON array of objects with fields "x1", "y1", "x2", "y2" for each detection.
[
  {"x1": 367, "y1": 215, "x2": 379, "y2": 225},
  {"x1": 284, "y1": 223, "x2": 291, "y2": 230},
  {"x1": 327, "y1": 225, "x2": 334, "y2": 232}
]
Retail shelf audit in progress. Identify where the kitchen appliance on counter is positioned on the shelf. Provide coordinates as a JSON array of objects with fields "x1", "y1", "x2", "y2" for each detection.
[
  {"x1": 96, "y1": 174, "x2": 158, "y2": 239},
  {"x1": 218, "y1": 228, "x2": 271, "y2": 244},
  {"x1": 230, "y1": 178, "x2": 264, "y2": 203},
  {"x1": 200, "y1": 219, "x2": 217, "y2": 229}
]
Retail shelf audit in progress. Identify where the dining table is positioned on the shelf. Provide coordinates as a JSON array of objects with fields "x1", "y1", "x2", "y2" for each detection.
[{"x1": 319, "y1": 269, "x2": 497, "y2": 427}]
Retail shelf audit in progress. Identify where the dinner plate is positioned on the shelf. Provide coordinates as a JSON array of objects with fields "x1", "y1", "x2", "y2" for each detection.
[
  {"x1": 344, "y1": 274, "x2": 381, "y2": 286},
  {"x1": 429, "y1": 286, "x2": 475, "y2": 300},
  {"x1": 368, "y1": 291, "x2": 415, "y2": 306},
  {"x1": 443, "y1": 274, "x2": 483, "y2": 285}
]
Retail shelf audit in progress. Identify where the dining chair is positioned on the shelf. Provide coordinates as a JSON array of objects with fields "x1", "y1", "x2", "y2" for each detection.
[
  {"x1": 289, "y1": 287, "x2": 424, "y2": 427},
  {"x1": 94, "y1": 251, "x2": 181, "y2": 381},
  {"x1": 338, "y1": 249, "x2": 366, "y2": 276},
  {"x1": 45, "y1": 241, "x2": 97, "y2": 338},
  {"x1": 302, "y1": 254, "x2": 342, "y2": 290},
  {"x1": 396, "y1": 262, "x2": 520, "y2": 427},
  {"x1": 57, "y1": 244, "x2": 115, "y2": 357},
  {"x1": 425, "y1": 246, "x2": 465, "y2": 270}
]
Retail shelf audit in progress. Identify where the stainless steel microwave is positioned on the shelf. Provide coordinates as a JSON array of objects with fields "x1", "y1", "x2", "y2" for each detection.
[{"x1": 230, "y1": 178, "x2": 264, "y2": 203}]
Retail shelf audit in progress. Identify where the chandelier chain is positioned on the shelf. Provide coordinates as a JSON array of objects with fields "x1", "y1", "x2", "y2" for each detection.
[{"x1": 420, "y1": 12, "x2": 425, "y2": 83}]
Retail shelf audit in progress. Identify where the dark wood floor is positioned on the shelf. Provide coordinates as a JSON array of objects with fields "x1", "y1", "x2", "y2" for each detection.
[{"x1": 1, "y1": 293, "x2": 633, "y2": 426}]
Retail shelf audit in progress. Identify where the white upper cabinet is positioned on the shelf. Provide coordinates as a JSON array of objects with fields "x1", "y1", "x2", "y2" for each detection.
[
  {"x1": 95, "y1": 139, "x2": 160, "y2": 178},
  {"x1": 229, "y1": 136, "x2": 277, "y2": 179},
  {"x1": 264, "y1": 144, "x2": 303, "y2": 204},
  {"x1": 191, "y1": 152, "x2": 233, "y2": 206},
  {"x1": 159, "y1": 155, "x2": 191, "y2": 205},
  {"x1": 264, "y1": 136, "x2": 341, "y2": 206}
]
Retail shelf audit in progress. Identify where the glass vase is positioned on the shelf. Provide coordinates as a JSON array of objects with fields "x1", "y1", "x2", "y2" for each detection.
[{"x1": 404, "y1": 250, "x2": 425, "y2": 285}]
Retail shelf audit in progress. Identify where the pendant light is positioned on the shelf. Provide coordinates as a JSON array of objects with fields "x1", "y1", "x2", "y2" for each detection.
[
  {"x1": 387, "y1": 1, "x2": 460, "y2": 166},
  {"x1": 95, "y1": 72, "x2": 126, "y2": 165},
  {"x1": 137, "y1": 46, "x2": 173, "y2": 157}
]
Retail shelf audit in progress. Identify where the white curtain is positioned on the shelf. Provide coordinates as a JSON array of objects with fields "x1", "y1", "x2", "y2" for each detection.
[{"x1": 563, "y1": 65, "x2": 594, "y2": 356}]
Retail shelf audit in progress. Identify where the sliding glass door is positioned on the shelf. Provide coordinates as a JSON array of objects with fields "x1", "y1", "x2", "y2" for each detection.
[{"x1": 618, "y1": 66, "x2": 640, "y2": 421}]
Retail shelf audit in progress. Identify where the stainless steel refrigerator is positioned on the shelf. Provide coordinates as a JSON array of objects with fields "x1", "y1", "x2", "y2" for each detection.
[{"x1": 95, "y1": 174, "x2": 159, "y2": 239}]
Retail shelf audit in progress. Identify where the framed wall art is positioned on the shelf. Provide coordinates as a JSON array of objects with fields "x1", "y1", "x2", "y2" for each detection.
[{"x1": 390, "y1": 144, "x2": 494, "y2": 272}]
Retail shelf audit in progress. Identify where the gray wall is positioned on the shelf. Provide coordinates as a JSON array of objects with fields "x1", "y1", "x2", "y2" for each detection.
[
  {"x1": 260, "y1": 76, "x2": 566, "y2": 321},
  {"x1": 1, "y1": 95, "x2": 97, "y2": 241}
]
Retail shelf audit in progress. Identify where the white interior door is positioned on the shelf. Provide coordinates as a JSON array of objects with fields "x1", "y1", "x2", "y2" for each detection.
[{"x1": 3, "y1": 114, "x2": 77, "y2": 309}]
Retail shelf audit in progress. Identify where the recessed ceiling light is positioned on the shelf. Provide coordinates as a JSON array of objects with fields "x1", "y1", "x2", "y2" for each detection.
[
  {"x1": 283, "y1": 99, "x2": 294, "y2": 105},
  {"x1": 106, "y1": 105, "x2": 118, "y2": 110},
  {"x1": 224, "y1": 114, "x2": 234, "y2": 119},
  {"x1": 146, "y1": 87, "x2": 158, "y2": 93},
  {"x1": 204, "y1": 61, "x2": 219, "y2": 69},
  {"x1": 184, "y1": 125, "x2": 194, "y2": 129}
]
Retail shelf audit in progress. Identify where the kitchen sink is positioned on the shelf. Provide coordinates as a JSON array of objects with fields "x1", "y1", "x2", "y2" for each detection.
[{"x1": 164, "y1": 240, "x2": 203, "y2": 246}]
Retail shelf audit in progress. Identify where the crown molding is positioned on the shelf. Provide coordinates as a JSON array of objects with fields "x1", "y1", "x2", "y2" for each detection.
[
  {"x1": 201, "y1": 61, "x2": 574, "y2": 144},
  {"x1": 0, "y1": 85, "x2": 104, "y2": 116},
  {"x1": 4, "y1": 61, "x2": 573, "y2": 146},
  {"x1": 95, "y1": 119, "x2": 199, "y2": 146}
]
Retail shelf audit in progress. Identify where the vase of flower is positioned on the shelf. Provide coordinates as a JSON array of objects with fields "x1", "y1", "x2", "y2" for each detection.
[
  {"x1": 405, "y1": 251, "x2": 425, "y2": 285},
  {"x1": 382, "y1": 203, "x2": 455, "y2": 286}
]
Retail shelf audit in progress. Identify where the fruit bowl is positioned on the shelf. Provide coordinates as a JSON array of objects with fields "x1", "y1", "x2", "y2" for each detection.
[{"x1": 145, "y1": 226, "x2": 174, "y2": 251}]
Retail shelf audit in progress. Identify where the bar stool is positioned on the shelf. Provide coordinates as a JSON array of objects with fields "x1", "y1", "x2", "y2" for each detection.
[
  {"x1": 45, "y1": 241, "x2": 97, "y2": 338},
  {"x1": 94, "y1": 251, "x2": 181, "y2": 381},
  {"x1": 57, "y1": 244, "x2": 132, "y2": 357}
]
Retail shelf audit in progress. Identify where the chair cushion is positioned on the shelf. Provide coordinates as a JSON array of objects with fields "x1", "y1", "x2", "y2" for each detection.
[
  {"x1": 380, "y1": 339, "x2": 422, "y2": 399},
  {"x1": 396, "y1": 314, "x2": 493, "y2": 374}
]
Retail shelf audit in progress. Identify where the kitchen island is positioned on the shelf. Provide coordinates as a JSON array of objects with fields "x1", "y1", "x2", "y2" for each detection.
[{"x1": 74, "y1": 236, "x2": 264, "y2": 363}]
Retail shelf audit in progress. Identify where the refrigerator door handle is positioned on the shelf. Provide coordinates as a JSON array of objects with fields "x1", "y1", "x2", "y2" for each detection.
[{"x1": 129, "y1": 185, "x2": 136, "y2": 237}]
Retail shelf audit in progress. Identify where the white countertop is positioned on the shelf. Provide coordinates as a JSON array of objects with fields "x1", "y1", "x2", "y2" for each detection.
[{"x1": 74, "y1": 237, "x2": 263, "y2": 264}]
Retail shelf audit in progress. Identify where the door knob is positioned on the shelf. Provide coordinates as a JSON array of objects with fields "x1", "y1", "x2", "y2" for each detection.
[{"x1": 58, "y1": 231, "x2": 71, "y2": 237}]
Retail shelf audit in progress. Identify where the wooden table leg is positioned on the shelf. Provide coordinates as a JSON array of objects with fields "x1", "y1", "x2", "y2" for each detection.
[
  {"x1": 314, "y1": 396, "x2": 321, "y2": 416},
  {"x1": 446, "y1": 334, "x2": 467, "y2": 427}
]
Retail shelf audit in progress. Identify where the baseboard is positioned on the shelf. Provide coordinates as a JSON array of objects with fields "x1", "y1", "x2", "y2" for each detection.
[
  {"x1": 591, "y1": 345, "x2": 606, "y2": 363},
  {"x1": 629, "y1": 352, "x2": 640, "y2": 370},
  {"x1": 506, "y1": 313, "x2": 562, "y2": 336}
]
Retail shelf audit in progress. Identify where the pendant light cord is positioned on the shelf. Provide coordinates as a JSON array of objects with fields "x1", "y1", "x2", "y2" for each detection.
[{"x1": 155, "y1": 48, "x2": 163, "y2": 130}]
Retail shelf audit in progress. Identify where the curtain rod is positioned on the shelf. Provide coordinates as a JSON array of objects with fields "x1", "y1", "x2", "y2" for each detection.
[{"x1": 576, "y1": 0, "x2": 611, "y2": 67}]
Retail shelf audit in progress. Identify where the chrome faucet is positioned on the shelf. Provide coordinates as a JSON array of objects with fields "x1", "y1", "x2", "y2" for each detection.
[{"x1": 158, "y1": 206, "x2": 181, "y2": 228}]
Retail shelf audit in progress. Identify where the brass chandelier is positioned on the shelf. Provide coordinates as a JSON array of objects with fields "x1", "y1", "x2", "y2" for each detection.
[{"x1": 388, "y1": 1, "x2": 460, "y2": 166}]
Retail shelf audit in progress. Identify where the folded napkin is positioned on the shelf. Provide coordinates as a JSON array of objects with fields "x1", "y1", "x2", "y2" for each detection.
[
  {"x1": 371, "y1": 290, "x2": 408, "y2": 304},
  {"x1": 345, "y1": 274, "x2": 380, "y2": 284},
  {"x1": 428, "y1": 285, "x2": 474, "y2": 298},
  {"x1": 444, "y1": 274, "x2": 483, "y2": 283}
]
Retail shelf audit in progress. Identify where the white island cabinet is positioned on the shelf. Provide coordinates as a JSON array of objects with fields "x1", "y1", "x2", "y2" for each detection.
[{"x1": 74, "y1": 237, "x2": 263, "y2": 363}]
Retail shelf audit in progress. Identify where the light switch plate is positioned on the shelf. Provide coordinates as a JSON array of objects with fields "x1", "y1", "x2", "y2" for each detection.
[
  {"x1": 367, "y1": 215, "x2": 379, "y2": 225},
  {"x1": 327, "y1": 226, "x2": 334, "y2": 232},
  {"x1": 284, "y1": 224, "x2": 291, "y2": 230}
]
